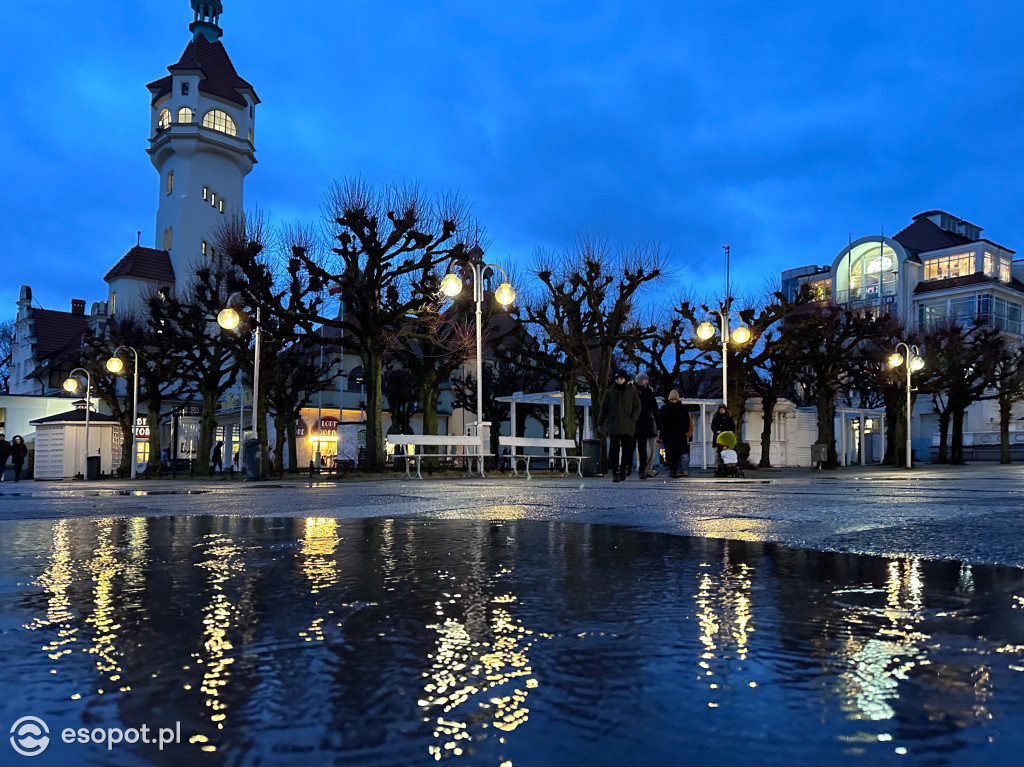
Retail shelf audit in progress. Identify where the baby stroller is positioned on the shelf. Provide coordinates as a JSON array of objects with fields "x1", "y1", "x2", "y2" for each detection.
[{"x1": 713, "y1": 431, "x2": 744, "y2": 478}]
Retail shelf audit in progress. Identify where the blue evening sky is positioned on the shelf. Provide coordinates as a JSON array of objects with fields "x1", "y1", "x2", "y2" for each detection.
[{"x1": 3, "y1": 1, "x2": 1023, "y2": 315}]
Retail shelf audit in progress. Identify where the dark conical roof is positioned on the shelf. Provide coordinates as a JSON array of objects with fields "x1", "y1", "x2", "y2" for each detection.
[{"x1": 147, "y1": 34, "x2": 257, "y2": 108}]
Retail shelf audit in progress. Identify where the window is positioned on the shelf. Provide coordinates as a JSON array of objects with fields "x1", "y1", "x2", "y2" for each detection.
[
  {"x1": 347, "y1": 366, "x2": 364, "y2": 392},
  {"x1": 248, "y1": 129, "x2": 254, "y2": 145},
  {"x1": 984, "y1": 251, "x2": 1011, "y2": 283},
  {"x1": 203, "y1": 186, "x2": 209, "y2": 201},
  {"x1": 201, "y1": 240, "x2": 208, "y2": 257},
  {"x1": 949, "y1": 296, "x2": 976, "y2": 327},
  {"x1": 979, "y1": 294, "x2": 1023, "y2": 334},
  {"x1": 841, "y1": 241, "x2": 898, "y2": 302},
  {"x1": 162, "y1": 226, "x2": 173, "y2": 250},
  {"x1": 918, "y1": 301, "x2": 947, "y2": 330},
  {"x1": 218, "y1": 199, "x2": 225, "y2": 214},
  {"x1": 808, "y1": 278, "x2": 831, "y2": 301},
  {"x1": 181, "y1": 82, "x2": 190, "y2": 96},
  {"x1": 210, "y1": 192, "x2": 217, "y2": 207},
  {"x1": 923, "y1": 252, "x2": 974, "y2": 281},
  {"x1": 202, "y1": 109, "x2": 237, "y2": 136},
  {"x1": 166, "y1": 170, "x2": 174, "y2": 195},
  {"x1": 110, "y1": 291, "x2": 116, "y2": 316},
  {"x1": 157, "y1": 108, "x2": 171, "y2": 130},
  {"x1": 177, "y1": 106, "x2": 193, "y2": 123}
]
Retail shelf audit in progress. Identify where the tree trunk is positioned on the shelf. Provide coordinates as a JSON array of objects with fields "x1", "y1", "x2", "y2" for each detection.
[
  {"x1": 118, "y1": 420, "x2": 133, "y2": 477},
  {"x1": 1000, "y1": 394, "x2": 1012, "y2": 464},
  {"x1": 196, "y1": 392, "x2": 218, "y2": 477},
  {"x1": 274, "y1": 417, "x2": 286, "y2": 474},
  {"x1": 758, "y1": 394, "x2": 777, "y2": 469},
  {"x1": 563, "y1": 379, "x2": 579, "y2": 451},
  {"x1": 286, "y1": 413, "x2": 298, "y2": 473},
  {"x1": 816, "y1": 389, "x2": 837, "y2": 468},
  {"x1": 936, "y1": 407, "x2": 950, "y2": 464},
  {"x1": 950, "y1": 406, "x2": 965, "y2": 465},
  {"x1": 364, "y1": 349, "x2": 385, "y2": 469},
  {"x1": 145, "y1": 405, "x2": 162, "y2": 474}
]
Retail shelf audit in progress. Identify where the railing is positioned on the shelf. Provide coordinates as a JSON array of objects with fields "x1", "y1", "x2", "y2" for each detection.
[{"x1": 834, "y1": 279, "x2": 898, "y2": 305}]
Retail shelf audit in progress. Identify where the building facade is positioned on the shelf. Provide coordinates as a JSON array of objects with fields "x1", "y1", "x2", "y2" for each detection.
[{"x1": 782, "y1": 210, "x2": 1024, "y2": 460}]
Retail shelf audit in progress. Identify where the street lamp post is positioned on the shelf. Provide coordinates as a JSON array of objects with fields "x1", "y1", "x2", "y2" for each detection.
[
  {"x1": 219, "y1": 301, "x2": 263, "y2": 477},
  {"x1": 63, "y1": 367, "x2": 92, "y2": 479},
  {"x1": 439, "y1": 245, "x2": 516, "y2": 476},
  {"x1": 696, "y1": 309, "x2": 751, "y2": 410},
  {"x1": 106, "y1": 346, "x2": 140, "y2": 479},
  {"x1": 888, "y1": 342, "x2": 925, "y2": 468}
]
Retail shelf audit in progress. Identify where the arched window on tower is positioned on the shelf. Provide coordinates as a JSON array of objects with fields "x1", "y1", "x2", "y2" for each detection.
[
  {"x1": 202, "y1": 109, "x2": 237, "y2": 137},
  {"x1": 157, "y1": 109, "x2": 171, "y2": 130},
  {"x1": 177, "y1": 106, "x2": 193, "y2": 124}
]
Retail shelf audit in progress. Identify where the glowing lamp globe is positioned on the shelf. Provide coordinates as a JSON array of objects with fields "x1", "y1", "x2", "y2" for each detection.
[
  {"x1": 495, "y1": 282, "x2": 516, "y2": 307},
  {"x1": 731, "y1": 325, "x2": 751, "y2": 344},
  {"x1": 218, "y1": 307, "x2": 241, "y2": 330},
  {"x1": 696, "y1": 321, "x2": 716, "y2": 341},
  {"x1": 910, "y1": 356, "x2": 925, "y2": 372},
  {"x1": 888, "y1": 353, "x2": 904, "y2": 368},
  {"x1": 63, "y1": 378, "x2": 79, "y2": 393},
  {"x1": 106, "y1": 356, "x2": 124, "y2": 375},
  {"x1": 440, "y1": 273, "x2": 464, "y2": 298}
]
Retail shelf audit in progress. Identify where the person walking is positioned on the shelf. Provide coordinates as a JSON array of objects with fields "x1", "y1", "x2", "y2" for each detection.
[
  {"x1": 210, "y1": 440, "x2": 224, "y2": 474},
  {"x1": 659, "y1": 392, "x2": 692, "y2": 478},
  {"x1": 598, "y1": 370, "x2": 642, "y2": 482},
  {"x1": 10, "y1": 436, "x2": 28, "y2": 482},
  {"x1": 0, "y1": 434, "x2": 10, "y2": 482},
  {"x1": 633, "y1": 372, "x2": 661, "y2": 479},
  {"x1": 711, "y1": 404, "x2": 735, "y2": 445}
]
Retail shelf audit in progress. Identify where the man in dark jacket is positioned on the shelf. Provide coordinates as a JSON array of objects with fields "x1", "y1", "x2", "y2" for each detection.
[
  {"x1": 598, "y1": 370, "x2": 642, "y2": 482},
  {"x1": 633, "y1": 372, "x2": 661, "y2": 479},
  {"x1": 0, "y1": 434, "x2": 10, "y2": 482}
]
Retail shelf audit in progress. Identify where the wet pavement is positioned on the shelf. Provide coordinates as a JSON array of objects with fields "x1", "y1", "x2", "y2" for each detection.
[
  {"x1": 2, "y1": 516, "x2": 1024, "y2": 766},
  {"x1": 0, "y1": 463, "x2": 1023, "y2": 566},
  {"x1": 2, "y1": 465, "x2": 1024, "y2": 765}
]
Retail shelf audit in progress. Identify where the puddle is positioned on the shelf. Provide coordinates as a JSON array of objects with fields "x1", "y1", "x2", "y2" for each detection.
[{"x1": 1, "y1": 517, "x2": 1022, "y2": 766}]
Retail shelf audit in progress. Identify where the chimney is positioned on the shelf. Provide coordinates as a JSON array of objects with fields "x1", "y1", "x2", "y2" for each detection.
[{"x1": 71, "y1": 299, "x2": 85, "y2": 315}]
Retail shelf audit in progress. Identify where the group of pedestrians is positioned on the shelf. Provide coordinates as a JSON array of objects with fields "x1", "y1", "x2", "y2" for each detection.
[
  {"x1": 598, "y1": 370, "x2": 698, "y2": 481},
  {"x1": 0, "y1": 434, "x2": 29, "y2": 481}
]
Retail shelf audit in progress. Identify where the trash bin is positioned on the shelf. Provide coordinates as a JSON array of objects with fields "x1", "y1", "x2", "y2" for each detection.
[
  {"x1": 582, "y1": 438, "x2": 603, "y2": 477},
  {"x1": 811, "y1": 443, "x2": 828, "y2": 468},
  {"x1": 243, "y1": 438, "x2": 268, "y2": 480},
  {"x1": 86, "y1": 456, "x2": 101, "y2": 481}
]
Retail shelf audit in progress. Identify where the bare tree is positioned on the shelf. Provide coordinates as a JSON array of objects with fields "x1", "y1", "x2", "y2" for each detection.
[
  {"x1": 521, "y1": 235, "x2": 663, "y2": 445},
  {"x1": 262, "y1": 179, "x2": 479, "y2": 469}
]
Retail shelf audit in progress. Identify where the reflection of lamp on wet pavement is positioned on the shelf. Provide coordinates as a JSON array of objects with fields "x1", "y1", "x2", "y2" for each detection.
[
  {"x1": 106, "y1": 345, "x2": 140, "y2": 479},
  {"x1": 63, "y1": 367, "x2": 92, "y2": 479},
  {"x1": 888, "y1": 342, "x2": 925, "y2": 468}
]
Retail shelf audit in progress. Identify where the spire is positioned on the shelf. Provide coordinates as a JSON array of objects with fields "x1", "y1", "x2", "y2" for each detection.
[{"x1": 189, "y1": 1, "x2": 224, "y2": 42}]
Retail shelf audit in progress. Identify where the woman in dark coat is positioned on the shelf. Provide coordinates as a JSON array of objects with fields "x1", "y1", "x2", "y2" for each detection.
[
  {"x1": 10, "y1": 436, "x2": 28, "y2": 481},
  {"x1": 710, "y1": 404, "x2": 735, "y2": 444},
  {"x1": 0, "y1": 435, "x2": 10, "y2": 482},
  {"x1": 659, "y1": 391, "x2": 692, "y2": 478}
]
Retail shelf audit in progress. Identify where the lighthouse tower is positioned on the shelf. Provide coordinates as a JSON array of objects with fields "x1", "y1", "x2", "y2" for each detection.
[{"x1": 105, "y1": 1, "x2": 258, "y2": 316}]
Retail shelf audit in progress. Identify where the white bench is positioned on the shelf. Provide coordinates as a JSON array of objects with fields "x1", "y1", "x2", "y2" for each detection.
[
  {"x1": 386, "y1": 434, "x2": 490, "y2": 479},
  {"x1": 498, "y1": 436, "x2": 587, "y2": 479}
]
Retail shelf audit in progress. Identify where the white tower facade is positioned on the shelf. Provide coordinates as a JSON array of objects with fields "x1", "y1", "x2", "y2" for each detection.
[{"x1": 145, "y1": 0, "x2": 258, "y2": 286}]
